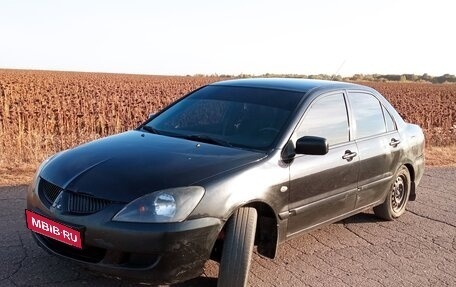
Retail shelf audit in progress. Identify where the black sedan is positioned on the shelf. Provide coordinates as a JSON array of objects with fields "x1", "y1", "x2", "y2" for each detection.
[{"x1": 26, "y1": 78, "x2": 425, "y2": 286}]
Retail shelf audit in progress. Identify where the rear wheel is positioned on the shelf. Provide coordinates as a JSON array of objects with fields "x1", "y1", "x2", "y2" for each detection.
[
  {"x1": 217, "y1": 207, "x2": 257, "y2": 287},
  {"x1": 374, "y1": 165, "x2": 411, "y2": 220}
]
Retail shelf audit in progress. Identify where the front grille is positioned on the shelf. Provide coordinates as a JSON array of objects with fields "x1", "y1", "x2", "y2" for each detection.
[
  {"x1": 38, "y1": 177, "x2": 112, "y2": 214},
  {"x1": 68, "y1": 192, "x2": 112, "y2": 214},
  {"x1": 39, "y1": 178, "x2": 63, "y2": 206}
]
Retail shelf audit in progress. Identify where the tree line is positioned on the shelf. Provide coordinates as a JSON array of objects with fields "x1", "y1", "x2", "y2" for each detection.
[{"x1": 212, "y1": 73, "x2": 456, "y2": 84}]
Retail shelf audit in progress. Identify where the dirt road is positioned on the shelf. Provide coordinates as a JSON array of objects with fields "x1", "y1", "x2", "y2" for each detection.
[{"x1": 1, "y1": 167, "x2": 455, "y2": 286}]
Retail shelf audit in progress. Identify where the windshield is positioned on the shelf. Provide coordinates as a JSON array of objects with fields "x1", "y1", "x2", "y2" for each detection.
[{"x1": 144, "y1": 85, "x2": 302, "y2": 151}]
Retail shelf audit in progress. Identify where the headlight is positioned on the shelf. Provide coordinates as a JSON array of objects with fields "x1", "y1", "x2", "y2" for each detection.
[{"x1": 112, "y1": 186, "x2": 205, "y2": 223}]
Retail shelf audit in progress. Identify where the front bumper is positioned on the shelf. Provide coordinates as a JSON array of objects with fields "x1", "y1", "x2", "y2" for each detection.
[{"x1": 27, "y1": 185, "x2": 222, "y2": 284}]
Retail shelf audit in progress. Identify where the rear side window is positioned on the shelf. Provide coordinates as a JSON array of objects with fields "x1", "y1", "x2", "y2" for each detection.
[
  {"x1": 297, "y1": 93, "x2": 349, "y2": 146},
  {"x1": 382, "y1": 106, "x2": 396, "y2": 132},
  {"x1": 349, "y1": 93, "x2": 386, "y2": 139}
]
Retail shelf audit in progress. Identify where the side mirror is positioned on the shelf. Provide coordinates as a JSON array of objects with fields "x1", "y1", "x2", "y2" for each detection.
[{"x1": 295, "y1": 136, "x2": 328, "y2": 155}]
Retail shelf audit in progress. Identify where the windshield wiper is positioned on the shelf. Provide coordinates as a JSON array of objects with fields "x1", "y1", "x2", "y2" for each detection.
[
  {"x1": 141, "y1": 125, "x2": 160, "y2": 134},
  {"x1": 185, "y1": 134, "x2": 233, "y2": 148}
]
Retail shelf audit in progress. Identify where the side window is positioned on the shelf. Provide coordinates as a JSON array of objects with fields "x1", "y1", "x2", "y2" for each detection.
[
  {"x1": 349, "y1": 93, "x2": 386, "y2": 139},
  {"x1": 297, "y1": 93, "x2": 349, "y2": 146},
  {"x1": 382, "y1": 106, "x2": 396, "y2": 132}
]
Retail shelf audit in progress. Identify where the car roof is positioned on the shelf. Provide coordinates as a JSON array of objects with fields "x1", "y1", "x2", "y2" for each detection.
[{"x1": 210, "y1": 78, "x2": 366, "y2": 94}]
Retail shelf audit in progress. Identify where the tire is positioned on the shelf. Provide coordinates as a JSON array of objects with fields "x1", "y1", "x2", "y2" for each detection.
[
  {"x1": 218, "y1": 207, "x2": 257, "y2": 287},
  {"x1": 374, "y1": 165, "x2": 411, "y2": 220}
]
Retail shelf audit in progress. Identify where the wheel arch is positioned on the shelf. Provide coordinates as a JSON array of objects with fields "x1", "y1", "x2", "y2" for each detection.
[
  {"x1": 244, "y1": 201, "x2": 279, "y2": 259},
  {"x1": 404, "y1": 163, "x2": 416, "y2": 201},
  {"x1": 214, "y1": 200, "x2": 279, "y2": 260}
]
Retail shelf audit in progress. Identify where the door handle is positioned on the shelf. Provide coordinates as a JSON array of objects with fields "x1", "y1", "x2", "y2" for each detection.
[
  {"x1": 389, "y1": 138, "x2": 401, "y2": 147},
  {"x1": 342, "y1": 150, "x2": 357, "y2": 161}
]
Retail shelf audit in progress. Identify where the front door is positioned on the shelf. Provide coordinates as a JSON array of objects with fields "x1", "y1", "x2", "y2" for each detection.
[{"x1": 287, "y1": 92, "x2": 359, "y2": 236}]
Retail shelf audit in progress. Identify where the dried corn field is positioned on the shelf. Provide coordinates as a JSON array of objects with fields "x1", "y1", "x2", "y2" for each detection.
[
  {"x1": 364, "y1": 82, "x2": 456, "y2": 147},
  {"x1": 0, "y1": 70, "x2": 220, "y2": 168},
  {"x1": 0, "y1": 69, "x2": 455, "y2": 170}
]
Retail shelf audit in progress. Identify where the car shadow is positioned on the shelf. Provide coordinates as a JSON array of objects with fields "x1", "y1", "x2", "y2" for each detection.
[
  {"x1": 88, "y1": 268, "x2": 219, "y2": 287},
  {"x1": 170, "y1": 276, "x2": 218, "y2": 287},
  {"x1": 337, "y1": 211, "x2": 385, "y2": 225}
]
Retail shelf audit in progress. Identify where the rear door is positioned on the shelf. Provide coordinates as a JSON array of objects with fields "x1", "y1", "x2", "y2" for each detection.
[
  {"x1": 347, "y1": 92, "x2": 402, "y2": 208},
  {"x1": 287, "y1": 92, "x2": 359, "y2": 236}
]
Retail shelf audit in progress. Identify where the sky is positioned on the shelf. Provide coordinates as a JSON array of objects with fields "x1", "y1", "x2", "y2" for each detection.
[{"x1": 0, "y1": 0, "x2": 454, "y2": 76}]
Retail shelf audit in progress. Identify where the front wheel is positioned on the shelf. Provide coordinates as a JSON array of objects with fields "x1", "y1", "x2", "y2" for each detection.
[
  {"x1": 218, "y1": 207, "x2": 257, "y2": 287},
  {"x1": 374, "y1": 165, "x2": 411, "y2": 220}
]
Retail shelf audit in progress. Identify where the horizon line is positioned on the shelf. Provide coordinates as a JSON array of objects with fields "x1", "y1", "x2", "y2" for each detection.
[{"x1": 0, "y1": 67, "x2": 454, "y2": 79}]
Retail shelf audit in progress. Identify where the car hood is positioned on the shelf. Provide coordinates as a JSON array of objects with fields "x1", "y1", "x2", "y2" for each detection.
[{"x1": 41, "y1": 131, "x2": 265, "y2": 202}]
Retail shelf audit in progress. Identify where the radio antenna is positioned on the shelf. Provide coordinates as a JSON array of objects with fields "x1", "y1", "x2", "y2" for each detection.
[{"x1": 332, "y1": 59, "x2": 346, "y2": 80}]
